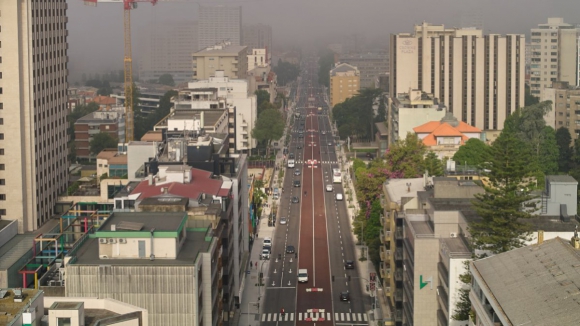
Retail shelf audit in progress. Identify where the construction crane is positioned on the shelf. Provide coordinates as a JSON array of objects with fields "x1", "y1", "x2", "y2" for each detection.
[{"x1": 83, "y1": 0, "x2": 159, "y2": 143}]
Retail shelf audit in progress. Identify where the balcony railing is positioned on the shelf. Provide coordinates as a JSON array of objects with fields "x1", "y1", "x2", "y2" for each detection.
[
  {"x1": 395, "y1": 227, "x2": 403, "y2": 239},
  {"x1": 380, "y1": 262, "x2": 391, "y2": 280},
  {"x1": 395, "y1": 268, "x2": 404, "y2": 281},
  {"x1": 380, "y1": 246, "x2": 391, "y2": 261},
  {"x1": 395, "y1": 248, "x2": 403, "y2": 261}
]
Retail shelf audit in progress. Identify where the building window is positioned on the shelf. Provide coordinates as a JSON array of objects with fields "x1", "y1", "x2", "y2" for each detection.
[
  {"x1": 0, "y1": 179, "x2": 5, "y2": 185},
  {"x1": 0, "y1": 209, "x2": 5, "y2": 216},
  {"x1": 0, "y1": 164, "x2": 4, "y2": 170},
  {"x1": 0, "y1": 194, "x2": 6, "y2": 200}
]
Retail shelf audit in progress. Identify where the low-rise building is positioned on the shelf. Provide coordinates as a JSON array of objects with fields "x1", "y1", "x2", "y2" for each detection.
[
  {"x1": 193, "y1": 42, "x2": 248, "y2": 80},
  {"x1": 74, "y1": 110, "x2": 125, "y2": 160},
  {"x1": 247, "y1": 48, "x2": 268, "y2": 71},
  {"x1": 92, "y1": 95, "x2": 117, "y2": 111},
  {"x1": 96, "y1": 149, "x2": 128, "y2": 179},
  {"x1": 413, "y1": 112, "x2": 482, "y2": 159},
  {"x1": 247, "y1": 65, "x2": 277, "y2": 103},
  {"x1": 329, "y1": 63, "x2": 360, "y2": 108}
]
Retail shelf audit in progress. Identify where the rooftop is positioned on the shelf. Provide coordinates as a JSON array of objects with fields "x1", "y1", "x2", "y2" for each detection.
[
  {"x1": 440, "y1": 237, "x2": 470, "y2": 255},
  {"x1": 98, "y1": 212, "x2": 186, "y2": 232},
  {"x1": 384, "y1": 177, "x2": 425, "y2": 207},
  {"x1": 0, "y1": 289, "x2": 41, "y2": 325},
  {"x1": 471, "y1": 237, "x2": 580, "y2": 325},
  {"x1": 0, "y1": 233, "x2": 39, "y2": 270},
  {"x1": 76, "y1": 111, "x2": 119, "y2": 124},
  {"x1": 547, "y1": 175, "x2": 578, "y2": 184},
  {"x1": 141, "y1": 130, "x2": 163, "y2": 142},
  {"x1": 195, "y1": 43, "x2": 247, "y2": 55},
  {"x1": 130, "y1": 168, "x2": 222, "y2": 201},
  {"x1": 330, "y1": 63, "x2": 359, "y2": 76}
]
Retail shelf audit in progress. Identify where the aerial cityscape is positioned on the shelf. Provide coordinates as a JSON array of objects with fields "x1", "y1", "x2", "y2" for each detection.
[{"x1": 2, "y1": 1, "x2": 580, "y2": 326}]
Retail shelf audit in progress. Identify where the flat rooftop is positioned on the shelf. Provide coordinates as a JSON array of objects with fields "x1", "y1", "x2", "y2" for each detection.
[
  {"x1": 384, "y1": 177, "x2": 425, "y2": 207},
  {"x1": 441, "y1": 237, "x2": 470, "y2": 254},
  {"x1": 71, "y1": 230, "x2": 210, "y2": 266},
  {"x1": 0, "y1": 289, "x2": 41, "y2": 325},
  {"x1": 472, "y1": 237, "x2": 580, "y2": 325},
  {"x1": 0, "y1": 234, "x2": 39, "y2": 271},
  {"x1": 98, "y1": 212, "x2": 186, "y2": 232}
]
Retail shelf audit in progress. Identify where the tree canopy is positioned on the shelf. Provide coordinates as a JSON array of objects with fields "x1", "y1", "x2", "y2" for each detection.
[
  {"x1": 317, "y1": 50, "x2": 335, "y2": 87},
  {"x1": 90, "y1": 132, "x2": 118, "y2": 156},
  {"x1": 452, "y1": 138, "x2": 491, "y2": 167},
  {"x1": 332, "y1": 88, "x2": 383, "y2": 140},
  {"x1": 252, "y1": 108, "x2": 285, "y2": 148},
  {"x1": 385, "y1": 133, "x2": 426, "y2": 178},
  {"x1": 158, "y1": 74, "x2": 175, "y2": 86},
  {"x1": 424, "y1": 151, "x2": 444, "y2": 176},
  {"x1": 273, "y1": 60, "x2": 299, "y2": 86},
  {"x1": 555, "y1": 127, "x2": 572, "y2": 172}
]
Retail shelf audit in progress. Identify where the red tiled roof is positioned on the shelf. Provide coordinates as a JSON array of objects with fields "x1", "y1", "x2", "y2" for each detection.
[
  {"x1": 130, "y1": 168, "x2": 222, "y2": 201},
  {"x1": 92, "y1": 95, "x2": 116, "y2": 106},
  {"x1": 415, "y1": 121, "x2": 479, "y2": 146}
]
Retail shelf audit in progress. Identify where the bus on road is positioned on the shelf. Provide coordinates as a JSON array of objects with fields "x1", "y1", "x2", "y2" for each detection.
[{"x1": 332, "y1": 168, "x2": 342, "y2": 183}]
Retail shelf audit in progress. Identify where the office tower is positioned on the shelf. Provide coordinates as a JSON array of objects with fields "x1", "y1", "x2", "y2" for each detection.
[
  {"x1": 242, "y1": 24, "x2": 272, "y2": 56},
  {"x1": 390, "y1": 22, "x2": 525, "y2": 131},
  {"x1": 198, "y1": 5, "x2": 242, "y2": 50},
  {"x1": 529, "y1": 18, "x2": 579, "y2": 96},
  {"x1": 139, "y1": 21, "x2": 198, "y2": 84},
  {"x1": 0, "y1": 1, "x2": 69, "y2": 232}
]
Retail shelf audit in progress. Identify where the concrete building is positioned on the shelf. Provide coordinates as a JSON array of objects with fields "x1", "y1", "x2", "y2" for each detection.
[
  {"x1": 247, "y1": 48, "x2": 268, "y2": 71},
  {"x1": 154, "y1": 108, "x2": 229, "y2": 136},
  {"x1": 112, "y1": 89, "x2": 168, "y2": 115},
  {"x1": 529, "y1": 18, "x2": 578, "y2": 96},
  {"x1": 413, "y1": 112, "x2": 482, "y2": 159},
  {"x1": 387, "y1": 89, "x2": 446, "y2": 144},
  {"x1": 193, "y1": 42, "x2": 248, "y2": 80},
  {"x1": 242, "y1": 24, "x2": 272, "y2": 56},
  {"x1": 139, "y1": 21, "x2": 199, "y2": 84},
  {"x1": 65, "y1": 212, "x2": 223, "y2": 326},
  {"x1": 390, "y1": 22, "x2": 525, "y2": 131},
  {"x1": 248, "y1": 66, "x2": 277, "y2": 103},
  {"x1": 74, "y1": 110, "x2": 125, "y2": 160},
  {"x1": 470, "y1": 236, "x2": 580, "y2": 326},
  {"x1": 96, "y1": 149, "x2": 128, "y2": 179},
  {"x1": 198, "y1": 5, "x2": 242, "y2": 50},
  {"x1": 183, "y1": 71, "x2": 257, "y2": 153},
  {"x1": 329, "y1": 63, "x2": 360, "y2": 108},
  {"x1": 0, "y1": 0, "x2": 70, "y2": 232},
  {"x1": 338, "y1": 52, "x2": 389, "y2": 89},
  {"x1": 541, "y1": 80, "x2": 580, "y2": 139}
]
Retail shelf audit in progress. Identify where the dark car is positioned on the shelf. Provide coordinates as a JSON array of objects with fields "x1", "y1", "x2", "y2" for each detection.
[
  {"x1": 293, "y1": 180, "x2": 301, "y2": 187},
  {"x1": 294, "y1": 168, "x2": 301, "y2": 176},
  {"x1": 297, "y1": 144, "x2": 303, "y2": 149},
  {"x1": 286, "y1": 245, "x2": 295, "y2": 254},
  {"x1": 345, "y1": 260, "x2": 355, "y2": 269},
  {"x1": 340, "y1": 291, "x2": 350, "y2": 301},
  {"x1": 289, "y1": 153, "x2": 295, "y2": 159},
  {"x1": 291, "y1": 196, "x2": 300, "y2": 203}
]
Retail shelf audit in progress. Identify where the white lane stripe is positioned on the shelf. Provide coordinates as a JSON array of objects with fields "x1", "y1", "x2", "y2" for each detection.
[
  {"x1": 346, "y1": 313, "x2": 350, "y2": 321},
  {"x1": 298, "y1": 312, "x2": 302, "y2": 321},
  {"x1": 290, "y1": 313, "x2": 294, "y2": 321},
  {"x1": 363, "y1": 313, "x2": 368, "y2": 321},
  {"x1": 358, "y1": 313, "x2": 363, "y2": 321},
  {"x1": 327, "y1": 312, "x2": 332, "y2": 320},
  {"x1": 341, "y1": 313, "x2": 344, "y2": 320},
  {"x1": 262, "y1": 314, "x2": 267, "y2": 322}
]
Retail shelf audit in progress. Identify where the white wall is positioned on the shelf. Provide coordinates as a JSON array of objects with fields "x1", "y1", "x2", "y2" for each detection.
[
  {"x1": 98, "y1": 237, "x2": 178, "y2": 259},
  {"x1": 127, "y1": 142, "x2": 158, "y2": 182},
  {"x1": 44, "y1": 297, "x2": 148, "y2": 326},
  {"x1": 399, "y1": 108, "x2": 446, "y2": 140},
  {"x1": 448, "y1": 257, "x2": 471, "y2": 326}
]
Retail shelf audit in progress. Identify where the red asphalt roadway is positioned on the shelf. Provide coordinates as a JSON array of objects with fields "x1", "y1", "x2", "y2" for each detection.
[{"x1": 296, "y1": 107, "x2": 333, "y2": 325}]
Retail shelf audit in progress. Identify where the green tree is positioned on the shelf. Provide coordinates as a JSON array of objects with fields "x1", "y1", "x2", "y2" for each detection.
[
  {"x1": 317, "y1": 50, "x2": 335, "y2": 87},
  {"x1": 555, "y1": 126, "x2": 572, "y2": 172},
  {"x1": 255, "y1": 89, "x2": 270, "y2": 107},
  {"x1": 424, "y1": 151, "x2": 444, "y2": 176},
  {"x1": 470, "y1": 122, "x2": 537, "y2": 254},
  {"x1": 252, "y1": 109, "x2": 285, "y2": 155},
  {"x1": 158, "y1": 74, "x2": 175, "y2": 86},
  {"x1": 385, "y1": 133, "x2": 426, "y2": 178},
  {"x1": 273, "y1": 60, "x2": 299, "y2": 86},
  {"x1": 512, "y1": 101, "x2": 552, "y2": 159},
  {"x1": 90, "y1": 132, "x2": 118, "y2": 156},
  {"x1": 451, "y1": 261, "x2": 474, "y2": 322},
  {"x1": 525, "y1": 84, "x2": 539, "y2": 106},
  {"x1": 452, "y1": 138, "x2": 491, "y2": 167},
  {"x1": 538, "y1": 126, "x2": 559, "y2": 175}
]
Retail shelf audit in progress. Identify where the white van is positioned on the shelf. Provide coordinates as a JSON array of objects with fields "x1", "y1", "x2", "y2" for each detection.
[
  {"x1": 288, "y1": 159, "x2": 295, "y2": 168},
  {"x1": 298, "y1": 269, "x2": 309, "y2": 283},
  {"x1": 335, "y1": 193, "x2": 344, "y2": 201}
]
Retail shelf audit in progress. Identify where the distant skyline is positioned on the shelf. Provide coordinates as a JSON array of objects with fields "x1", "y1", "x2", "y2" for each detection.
[{"x1": 67, "y1": 0, "x2": 580, "y2": 80}]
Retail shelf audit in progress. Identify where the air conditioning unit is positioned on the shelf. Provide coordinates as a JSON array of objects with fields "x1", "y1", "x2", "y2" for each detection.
[
  {"x1": 450, "y1": 232, "x2": 457, "y2": 238},
  {"x1": 99, "y1": 238, "x2": 108, "y2": 244},
  {"x1": 99, "y1": 255, "x2": 109, "y2": 259},
  {"x1": 118, "y1": 238, "x2": 127, "y2": 244},
  {"x1": 108, "y1": 238, "x2": 117, "y2": 244}
]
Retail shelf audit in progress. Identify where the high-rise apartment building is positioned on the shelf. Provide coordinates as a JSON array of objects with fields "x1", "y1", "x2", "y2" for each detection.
[
  {"x1": 530, "y1": 18, "x2": 579, "y2": 96},
  {"x1": 390, "y1": 22, "x2": 525, "y2": 131},
  {"x1": 0, "y1": 1, "x2": 69, "y2": 232},
  {"x1": 329, "y1": 63, "x2": 360, "y2": 107},
  {"x1": 242, "y1": 24, "x2": 272, "y2": 55},
  {"x1": 198, "y1": 5, "x2": 242, "y2": 50},
  {"x1": 139, "y1": 21, "x2": 198, "y2": 84},
  {"x1": 338, "y1": 52, "x2": 389, "y2": 89},
  {"x1": 541, "y1": 81, "x2": 580, "y2": 139}
]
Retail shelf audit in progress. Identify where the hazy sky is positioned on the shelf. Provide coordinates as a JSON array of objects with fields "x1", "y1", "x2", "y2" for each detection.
[{"x1": 67, "y1": 0, "x2": 580, "y2": 80}]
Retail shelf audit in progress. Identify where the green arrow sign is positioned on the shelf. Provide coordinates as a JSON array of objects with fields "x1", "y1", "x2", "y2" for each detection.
[{"x1": 420, "y1": 275, "x2": 433, "y2": 290}]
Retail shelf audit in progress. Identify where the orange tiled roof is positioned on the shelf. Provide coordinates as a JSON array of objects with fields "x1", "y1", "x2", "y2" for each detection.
[
  {"x1": 92, "y1": 95, "x2": 116, "y2": 106},
  {"x1": 414, "y1": 120, "x2": 481, "y2": 134},
  {"x1": 414, "y1": 120, "x2": 480, "y2": 146}
]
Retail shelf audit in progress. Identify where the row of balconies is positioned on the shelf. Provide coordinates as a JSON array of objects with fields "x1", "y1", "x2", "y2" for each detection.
[
  {"x1": 380, "y1": 261, "x2": 391, "y2": 280},
  {"x1": 380, "y1": 229, "x2": 392, "y2": 244},
  {"x1": 380, "y1": 246, "x2": 391, "y2": 261}
]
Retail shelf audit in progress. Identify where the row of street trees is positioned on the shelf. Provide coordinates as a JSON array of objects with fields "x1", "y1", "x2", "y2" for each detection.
[
  {"x1": 332, "y1": 88, "x2": 386, "y2": 139},
  {"x1": 273, "y1": 60, "x2": 300, "y2": 86}
]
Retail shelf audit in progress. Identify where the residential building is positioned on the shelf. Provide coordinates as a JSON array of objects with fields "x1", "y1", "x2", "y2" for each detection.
[
  {"x1": 112, "y1": 88, "x2": 168, "y2": 115},
  {"x1": 139, "y1": 21, "x2": 198, "y2": 84},
  {"x1": 242, "y1": 24, "x2": 272, "y2": 57},
  {"x1": 529, "y1": 18, "x2": 578, "y2": 96},
  {"x1": 413, "y1": 112, "x2": 482, "y2": 159},
  {"x1": 390, "y1": 22, "x2": 525, "y2": 131},
  {"x1": 339, "y1": 52, "x2": 389, "y2": 89},
  {"x1": 193, "y1": 42, "x2": 249, "y2": 80},
  {"x1": 96, "y1": 149, "x2": 128, "y2": 179},
  {"x1": 541, "y1": 80, "x2": 580, "y2": 139},
  {"x1": 65, "y1": 212, "x2": 223, "y2": 326},
  {"x1": 470, "y1": 236, "x2": 580, "y2": 326},
  {"x1": 182, "y1": 71, "x2": 257, "y2": 153},
  {"x1": 198, "y1": 5, "x2": 242, "y2": 50},
  {"x1": 329, "y1": 63, "x2": 360, "y2": 107},
  {"x1": 248, "y1": 66, "x2": 278, "y2": 103},
  {"x1": 92, "y1": 95, "x2": 117, "y2": 111},
  {"x1": 74, "y1": 110, "x2": 125, "y2": 160},
  {"x1": 387, "y1": 89, "x2": 446, "y2": 144},
  {"x1": 380, "y1": 176, "x2": 579, "y2": 326},
  {"x1": 0, "y1": 0, "x2": 70, "y2": 232},
  {"x1": 154, "y1": 108, "x2": 229, "y2": 135},
  {"x1": 247, "y1": 48, "x2": 268, "y2": 71}
]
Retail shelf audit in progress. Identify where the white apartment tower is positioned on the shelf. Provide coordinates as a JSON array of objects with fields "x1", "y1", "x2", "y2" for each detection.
[
  {"x1": 198, "y1": 5, "x2": 242, "y2": 50},
  {"x1": 529, "y1": 18, "x2": 579, "y2": 96},
  {"x1": 0, "y1": 1, "x2": 69, "y2": 232},
  {"x1": 390, "y1": 22, "x2": 525, "y2": 131}
]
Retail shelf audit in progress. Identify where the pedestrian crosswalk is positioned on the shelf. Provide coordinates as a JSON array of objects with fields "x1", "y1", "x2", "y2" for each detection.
[
  {"x1": 293, "y1": 160, "x2": 338, "y2": 165},
  {"x1": 260, "y1": 312, "x2": 368, "y2": 323}
]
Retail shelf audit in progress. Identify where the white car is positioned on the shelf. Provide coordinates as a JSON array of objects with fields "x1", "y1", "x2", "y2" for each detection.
[
  {"x1": 263, "y1": 237, "x2": 272, "y2": 249},
  {"x1": 335, "y1": 193, "x2": 344, "y2": 201},
  {"x1": 261, "y1": 248, "x2": 271, "y2": 260},
  {"x1": 280, "y1": 217, "x2": 287, "y2": 225},
  {"x1": 326, "y1": 184, "x2": 333, "y2": 192}
]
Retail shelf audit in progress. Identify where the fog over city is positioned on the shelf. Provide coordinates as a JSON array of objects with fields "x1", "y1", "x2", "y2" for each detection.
[{"x1": 68, "y1": 0, "x2": 580, "y2": 80}]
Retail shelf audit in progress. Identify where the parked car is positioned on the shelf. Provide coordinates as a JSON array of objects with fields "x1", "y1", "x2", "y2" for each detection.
[
  {"x1": 263, "y1": 237, "x2": 272, "y2": 249},
  {"x1": 345, "y1": 260, "x2": 355, "y2": 269},
  {"x1": 340, "y1": 291, "x2": 350, "y2": 301},
  {"x1": 291, "y1": 196, "x2": 300, "y2": 203}
]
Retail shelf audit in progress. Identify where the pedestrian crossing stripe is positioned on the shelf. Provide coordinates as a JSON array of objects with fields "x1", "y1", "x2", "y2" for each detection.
[
  {"x1": 296, "y1": 161, "x2": 338, "y2": 164},
  {"x1": 260, "y1": 312, "x2": 368, "y2": 322}
]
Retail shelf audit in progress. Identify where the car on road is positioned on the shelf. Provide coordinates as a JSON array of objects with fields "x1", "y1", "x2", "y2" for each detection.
[
  {"x1": 340, "y1": 291, "x2": 350, "y2": 301},
  {"x1": 294, "y1": 168, "x2": 301, "y2": 176},
  {"x1": 293, "y1": 180, "x2": 301, "y2": 187},
  {"x1": 286, "y1": 245, "x2": 295, "y2": 254},
  {"x1": 261, "y1": 248, "x2": 271, "y2": 260},
  {"x1": 280, "y1": 217, "x2": 288, "y2": 225},
  {"x1": 263, "y1": 237, "x2": 272, "y2": 249},
  {"x1": 326, "y1": 184, "x2": 333, "y2": 192},
  {"x1": 298, "y1": 269, "x2": 309, "y2": 283},
  {"x1": 289, "y1": 153, "x2": 295, "y2": 159},
  {"x1": 321, "y1": 131, "x2": 326, "y2": 135},
  {"x1": 298, "y1": 134, "x2": 304, "y2": 138},
  {"x1": 345, "y1": 260, "x2": 355, "y2": 269},
  {"x1": 297, "y1": 144, "x2": 303, "y2": 149},
  {"x1": 291, "y1": 196, "x2": 300, "y2": 203},
  {"x1": 328, "y1": 142, "x2": 333, "y2": 146},
  {"x1": 335, "y1": 193, "x2": 344, "y2": 201}
]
